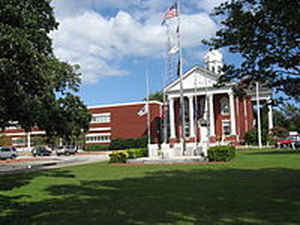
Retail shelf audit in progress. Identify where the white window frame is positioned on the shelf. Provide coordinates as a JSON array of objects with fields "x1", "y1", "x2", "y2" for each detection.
[
  {"x1": 86, "y1": 133, "x2": 111, "y2": 143},
  {"x1": 222, "y1": 120, "x2": 231, "y2": 136},
  {"x1": 91, "y1": 113, "x2": 111, "y2": 124},
  {"x1": 220, "y1": 97, "x2": 230, "y2": 115}
]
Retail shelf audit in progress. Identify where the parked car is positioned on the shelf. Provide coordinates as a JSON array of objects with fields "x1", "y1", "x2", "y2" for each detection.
[
  {"x1": 277, "y1": 136, "x2": 300, "y2": 148},
  {"x1": 31, "y1": 146, "x2": 52, "y2": 157},
  {"x1": 56, "y1": 146, "x2": 77, "y2": 156},
  {"x1": 0, "y1": 146, "x2": 17, "y2": 159},
  {"x1": 294, "y1": 141, "x2": 300, "y2": 149}
]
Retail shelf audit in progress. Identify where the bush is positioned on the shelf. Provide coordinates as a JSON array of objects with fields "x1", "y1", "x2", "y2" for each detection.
[
  {"x1": 109, "y1": 151, "x2": 128, "y2": 163},
  {"x1": 207, "y1": 146, "x2": 236, "y2": 162},
  {"x1": 109, "y1": 137, "x2": 148, "y2": 150},
  {"x1": 109, "y1": 148, "x2": 148, "y2": 163},
  {"x1": 244, "y1": 128, "x2": 270, "y2": 145},
  {"x1": 85, "y1": 144, "x2": 110, "y2": 152}
]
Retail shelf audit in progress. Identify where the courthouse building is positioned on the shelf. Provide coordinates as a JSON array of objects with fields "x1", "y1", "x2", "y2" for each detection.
[
  {"x1": 0, "y1": 50, "x2": 273, "y2": 149},
  {"x1": 164, "y1": 50, "x2": 273, "y2": 146}
]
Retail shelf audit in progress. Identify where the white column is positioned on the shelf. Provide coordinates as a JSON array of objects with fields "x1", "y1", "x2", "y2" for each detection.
[
  {"x1": 229, "y1": 92, "x2": 237, "y2": 135},
  {"x1": 27, "y1": 132, "x2": 31, "y2": 150},
  {"x1": 169, "y1": 97, "x2": 176, "y2": 139},
  {"x1": 188, "y1": 96, "x2": 195, "y2": 138},
  {"x1": 243, "y1": 99, "x2": 248, "y2": 132},
  {"x1": 268, "y1": 100, "x2": 273, "y2": 131},
  {"x1": 208, "y1": 94, "x2": 215, "y2": 137}
]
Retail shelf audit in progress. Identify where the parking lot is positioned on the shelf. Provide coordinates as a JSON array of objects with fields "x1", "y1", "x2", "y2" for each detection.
[{"x1": 0, "y1": 152, "x2": 110, "y2": 174}]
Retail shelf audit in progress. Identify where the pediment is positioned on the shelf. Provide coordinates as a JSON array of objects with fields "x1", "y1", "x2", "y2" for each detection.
[{"x1": 165, "y1": 66, "x2": 219, "y2": 93}]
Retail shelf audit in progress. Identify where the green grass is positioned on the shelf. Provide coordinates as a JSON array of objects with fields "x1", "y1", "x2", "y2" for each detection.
[{"x1": 1, "y1": 149, "x2": 300, "y2": 225}]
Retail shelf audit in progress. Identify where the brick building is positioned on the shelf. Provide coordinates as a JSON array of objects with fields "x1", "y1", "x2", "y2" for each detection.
[
  {"x1": 0, "y1": 101, "x2": 162, "y2": 148},
  {"x1": 163, "y1": 49, "x2": 273, "y2": 147},
  {"x1": 86, "y1": 101, "x2": 162, "y2": 146},
  {"x1": 0, "y1": 50, "x2": 273, "y2": 151}
]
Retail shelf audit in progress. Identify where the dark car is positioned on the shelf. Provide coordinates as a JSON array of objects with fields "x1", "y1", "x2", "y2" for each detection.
[
  {"x1": 294, "y1": 141, "x2": 300, "y2": 149},
  {"x1": 31, "y1": 146, "x2": 52, "y2": 157}
]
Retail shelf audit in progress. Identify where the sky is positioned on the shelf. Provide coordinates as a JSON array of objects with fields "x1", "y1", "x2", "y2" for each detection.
[{"x1": 50, "y1": 0, "x2": 231, "y2": 107}]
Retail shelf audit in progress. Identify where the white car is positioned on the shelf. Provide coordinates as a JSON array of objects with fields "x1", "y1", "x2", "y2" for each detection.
[
  {"x1": 56, "y1": 146, "x2": 77, "y2": 156},
  {"x1": 0, "y1": 146, "x2": 17, "y2": 159}
]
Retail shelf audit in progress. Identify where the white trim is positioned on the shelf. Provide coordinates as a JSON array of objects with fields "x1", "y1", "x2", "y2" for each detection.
[
  {"x1": 164, "y1": 66, "x2": 220, "y2": 92},
  {"x1": 86, "y1": 133, "x2": 111, "y2": 137},
  {"x1": 88, "y1": 101, "x2": 162, "y2": 109},
  {"x1": 89, "y1": 127, "x2": 111, "y2": 132},
  {"x1": 86, "y1": 133, "x2": 111, "y2": 143},
  {"x1": 222, "y1": 120, "x2": 231, "y2": 136},
  {"x1": 4, "y1": 131, "x2": 46, "y2": 136},
  {"x1": 167, "y1": 88, "x2": 232, "y2": 99},
  {"x1": 92, "y1": 112, "x2": 111, "y2": 117},
  {"x1": 251, "y1": 96, "x2": 269, "y2": 101},
  {"x1": 90, "y1": 113, "x2": 111, "y2": 124}
]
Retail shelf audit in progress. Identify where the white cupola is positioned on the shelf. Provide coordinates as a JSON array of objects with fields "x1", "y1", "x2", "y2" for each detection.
[{"x1": 203, "y1": 49, "x2": 223, "y2": 75}]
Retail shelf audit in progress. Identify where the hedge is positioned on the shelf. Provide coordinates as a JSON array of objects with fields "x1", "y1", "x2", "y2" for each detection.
[
  {"x1": 85, "y1": 144, "x2": 110, "y2": 152},
  {"x1": 109, "y1": 148, "x2": 148, "y2": 163},
  {"x1": 109, "y1": 136, "x2": 148, "y2": 150},
  {"x1": 207, "y1": 146, "x2": 236, "y2": 162}
]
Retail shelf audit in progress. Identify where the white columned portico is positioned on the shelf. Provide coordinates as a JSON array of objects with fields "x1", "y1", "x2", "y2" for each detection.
[
  {"x1": 229, "y1": 92, "x2": 237, "y2": 135},
  {"x1": 169, "y1": 97, "x2": 176, "y2": 139},
  {"x1": 208, "y1": 94, "x2": 215, "y2": 137},
  {"x1": 188, "y1": 96, "x2": 195, "y2": 138}
]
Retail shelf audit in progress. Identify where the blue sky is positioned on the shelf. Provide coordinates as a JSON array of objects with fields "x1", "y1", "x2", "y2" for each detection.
[{"x1": 50, "y1": 0, "x2": 231, "y2": 107}]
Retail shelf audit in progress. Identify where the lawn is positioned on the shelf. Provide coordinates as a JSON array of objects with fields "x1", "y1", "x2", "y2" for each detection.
[{"x1": 1, "y1": 149, "x2": 300, "y2": 225}]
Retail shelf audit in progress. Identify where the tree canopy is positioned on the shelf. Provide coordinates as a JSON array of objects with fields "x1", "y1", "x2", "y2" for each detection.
[
  {"x1": 145, "y1": 91, "x2": 163, "y2": 102},
  {"x1": 204, "y1": 0, "x2": 300, "y2": 102},
  {"x1": 0, "y1": 0, "x2": 91, "y2": 140}
]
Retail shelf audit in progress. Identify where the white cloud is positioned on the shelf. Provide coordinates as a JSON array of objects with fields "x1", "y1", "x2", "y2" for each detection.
[
  {"x1": 195, "y1": 0, "x2": 227, "y2": 13},
  {"x1": 51, "y1": 1, "x2": 219, "y2": 84}
]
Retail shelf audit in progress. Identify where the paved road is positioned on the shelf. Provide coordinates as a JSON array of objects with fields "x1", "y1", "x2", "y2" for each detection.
[{"x1": 0, "y1": 153, "x2": 110, "y2": 174}]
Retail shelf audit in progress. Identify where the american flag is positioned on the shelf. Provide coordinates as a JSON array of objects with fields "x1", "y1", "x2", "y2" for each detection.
[{"x1": 161, "y1": 2, "x2": 178, "y2": 25}]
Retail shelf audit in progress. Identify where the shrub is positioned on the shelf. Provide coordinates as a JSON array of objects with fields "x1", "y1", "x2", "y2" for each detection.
[
  {"x1": 108, "y1": 148, "x2": 148, "y2": 163},
  {"x1": 207, "y1": 146, "x2": 236, "y2": 162},
  {"x1": 109, "y1": 151, "x2": 128, "y2": 163},
  {"x1": 85, "y1": 144, "x2": 110, "y2": 152},
  {"x1": 244, "y1": 128, "x2": 270, "y2": 145}
]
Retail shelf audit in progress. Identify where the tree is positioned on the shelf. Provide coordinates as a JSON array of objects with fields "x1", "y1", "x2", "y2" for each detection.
[
  {"x1": 144, "y1": 91, "x2": 163, "y2": 102},
  {"x1": 0, "y1": 0, "x2": 91, "y2": 139},
  {"x1": 279, "y1": 103, "x2": 300, "y2": 133},
  {"x1": 204, "y1": 0, "x2": 300, "y2": 102}
]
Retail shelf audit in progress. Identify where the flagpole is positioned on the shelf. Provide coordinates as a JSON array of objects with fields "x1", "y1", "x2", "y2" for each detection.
[
  {"x1": 146, "y1": 68, "x2": 151, "y2": 146},
  {"x1": 256, "y1": 81, "x2": 262, "y2": 149},
  {"x1": 163, "y1": 58, "x2": 168, "y2": 144},
  {"x1": 177, "y1": 0, "x2": 186, "y2": 155}
]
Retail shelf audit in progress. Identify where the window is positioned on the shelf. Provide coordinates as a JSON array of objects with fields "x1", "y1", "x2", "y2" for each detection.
[
  {"x1": 222, "y1": 120, "x2": 231, "y2": 136},
  {"x1": 12, "y1": 137, "x2": 26, "y2": 146},
  {"x1": 212, "y1": 66, "x2": 215, "y2": 73},
  {"x1": 86, "y1": 134, "x2": 111, "y2": 143},
  {"x1": 220, "y1": 97, "x2": 229, "y2": 114},
  {"x1": 91, "y1": 113, "x2": 111, "y2": 123}
]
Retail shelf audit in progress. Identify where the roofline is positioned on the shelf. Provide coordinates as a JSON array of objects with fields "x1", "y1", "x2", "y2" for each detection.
[
  {"x1": 88, "y1": 100, "x2": 163, "y2": 109},
  {"x1": 164, "y1": 65, "x2": 220, "y2": 92}
]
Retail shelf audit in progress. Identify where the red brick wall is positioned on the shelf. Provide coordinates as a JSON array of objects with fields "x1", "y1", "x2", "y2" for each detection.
[
  {"x1": 89, "y1": 102, "x2": 162, "y2": 142},
  {"x1": 214, "y1": 94, "x2": 230, "y2": 139}
]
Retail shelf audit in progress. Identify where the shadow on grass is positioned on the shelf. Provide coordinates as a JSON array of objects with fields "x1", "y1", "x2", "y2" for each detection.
[
  {"x1": 1, "y1": 167, "x2": 300, "y2": 225},
  {"x1": 0, "y1": 169, "x2": 75, "y2": 191}
]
